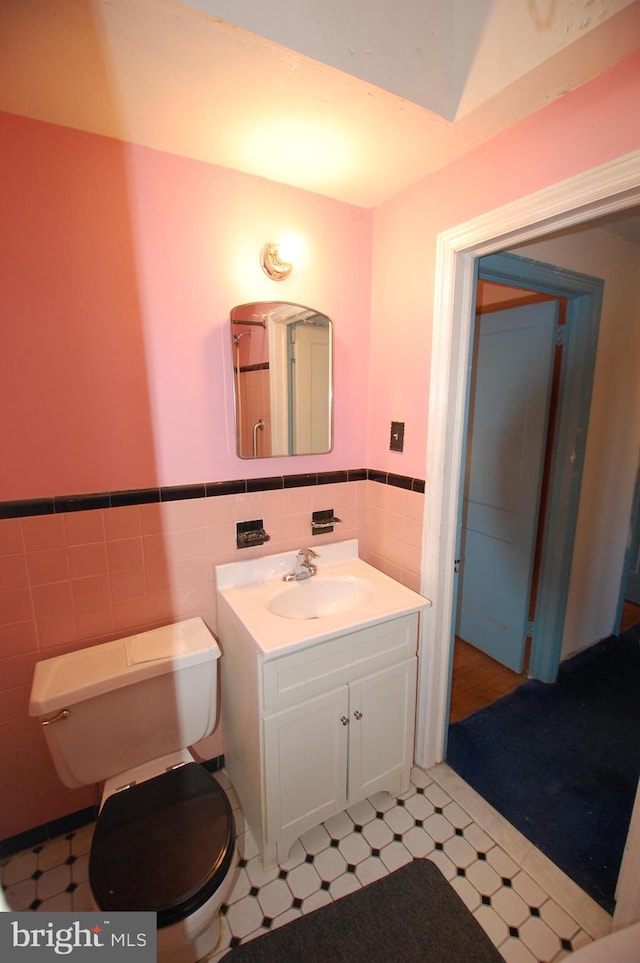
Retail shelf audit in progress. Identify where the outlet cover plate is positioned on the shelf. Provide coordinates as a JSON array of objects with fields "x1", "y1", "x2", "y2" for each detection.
[{"x1": 390, "y1": 421, "x2": 405, "y2": 452}]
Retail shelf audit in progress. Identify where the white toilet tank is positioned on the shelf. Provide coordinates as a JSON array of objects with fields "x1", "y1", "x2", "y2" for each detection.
[{"x1": 29, "y1": 618, "x2": 221, "y2": 789}]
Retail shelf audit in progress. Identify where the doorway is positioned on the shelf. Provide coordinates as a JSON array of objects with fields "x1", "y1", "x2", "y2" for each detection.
[
  {"x1": 416, "y1": 152, "x2": 640, "y2": 770},
  {"x1": 451, "y1": 278, "x2": 562, "y2": 720},
  {"x1": 455, "y1": 291, "x2": 559, "y2": 676},
  {"x1": 456, "y1": 252, "x2": 603, "y2": 686},
  {"x1": 415, "y1": 148, "x2": 640, "y2": 923}
]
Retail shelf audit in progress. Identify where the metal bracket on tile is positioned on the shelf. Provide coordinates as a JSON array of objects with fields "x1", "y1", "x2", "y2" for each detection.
[
  {"x1": 236, "y1": 519, "x2": 271, "y2": 549},
  {"x1": 311, "y1": 509, "x2": 342, "y2": 535}
]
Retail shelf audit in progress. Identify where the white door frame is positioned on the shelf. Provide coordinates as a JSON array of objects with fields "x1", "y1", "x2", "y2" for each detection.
[{"x1": 415, "y1": 148, "x2": 640, "y2": 772}]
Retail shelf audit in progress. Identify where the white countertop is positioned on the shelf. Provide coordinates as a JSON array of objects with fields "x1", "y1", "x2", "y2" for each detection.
[{"x1": 215, "y1": 540, "x2": 431, "y2": 659}]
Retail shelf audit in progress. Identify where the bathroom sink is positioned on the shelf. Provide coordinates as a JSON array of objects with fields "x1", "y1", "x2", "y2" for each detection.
[
  {"x1": 268, "y1": 577, "x2": 370, "y2": 619},
  {"x1": 215, "y1": 539, "x2": 430, "y2": 657}
]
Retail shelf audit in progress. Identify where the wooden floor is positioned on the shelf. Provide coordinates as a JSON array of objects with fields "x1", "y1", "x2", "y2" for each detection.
[
  {"x1": 449, "y1": 599, "x2": 640, "y2": 725},
  {"x1": 449, "y1": 638, "x2": 525, "y2": 724},
  {"x1": 621, "y1": 599, "x2": 640, "y2": 632}
]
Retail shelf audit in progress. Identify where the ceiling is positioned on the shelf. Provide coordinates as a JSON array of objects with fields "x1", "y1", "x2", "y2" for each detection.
[{"x1": 0, "y1": 0, "x2": 639, "y2": 208}]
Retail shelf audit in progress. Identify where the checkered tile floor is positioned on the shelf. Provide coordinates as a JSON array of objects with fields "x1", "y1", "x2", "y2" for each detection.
[{"x1": 1, "y1": 765, "x2": 607, "y2": 962}]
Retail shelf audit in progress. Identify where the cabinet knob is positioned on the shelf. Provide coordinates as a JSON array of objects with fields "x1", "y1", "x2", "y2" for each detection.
[
  {"x1": 340, "y1": 715, "x2": 349, "y2": 726},
  {"x1": 353, "y1": 710, "x2": 363, "y2": 720}
]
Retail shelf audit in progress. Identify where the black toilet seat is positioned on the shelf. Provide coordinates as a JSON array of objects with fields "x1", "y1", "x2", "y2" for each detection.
[{"x1": 89, "y1": 763, "x2": 235, "y2": 928}]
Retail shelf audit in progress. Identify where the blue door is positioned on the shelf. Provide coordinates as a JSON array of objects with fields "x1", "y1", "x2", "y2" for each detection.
[
  {"x1": 625, "y1": 493, "x2": 640, "y2": 606},
  {"x1": 456, "y1": 300, "x2": 558, "y2": 672}
]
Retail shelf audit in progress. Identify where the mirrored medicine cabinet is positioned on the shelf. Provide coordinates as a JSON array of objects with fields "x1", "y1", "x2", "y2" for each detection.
[{"x1": 230, "y1": 301, "x2": 333, "y2": 458}]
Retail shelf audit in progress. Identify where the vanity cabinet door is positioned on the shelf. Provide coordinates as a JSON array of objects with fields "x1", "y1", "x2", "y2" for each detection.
[
  {"x1": 264, "y1": 686, "x2": 349, "y2": 846},
  {"x1": 347, "y1": 657, "x2": 417, "y2": 803}
]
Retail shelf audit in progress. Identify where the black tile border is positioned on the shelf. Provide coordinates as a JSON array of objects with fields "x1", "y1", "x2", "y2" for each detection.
[
  {"x1": 0, "y1": 806, "x2": 99, "y2": 860},
  {"x1": 0, "y1": 756, "x2": 226, "y2": 858},
  {"x1": 0, "y1": 470, "x2": 425, "y2": 520}
]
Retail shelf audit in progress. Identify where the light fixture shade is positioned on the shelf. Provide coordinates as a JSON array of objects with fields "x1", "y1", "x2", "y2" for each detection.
[{"x1": 260, "y1": 242, "x2": 292, "y2": 281}]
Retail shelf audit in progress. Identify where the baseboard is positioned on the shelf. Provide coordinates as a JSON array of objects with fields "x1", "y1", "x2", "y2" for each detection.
[{"x1": 0, "y1": 755, "x2": 226, "y2": 860}]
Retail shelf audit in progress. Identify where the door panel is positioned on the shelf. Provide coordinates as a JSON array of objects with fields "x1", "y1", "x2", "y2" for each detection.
[
  {"x1": 348, "y1": 658, "x2": 417, "y2": 801},
  {"x1": 264, "y1": 686, "x2": 348, "y2": 843},
  {"x1": 291, "y1": 322, "x2": 331, "y2": 454},
  {"x1": 625, "y1": 499, "x2": 640, "y2": 605},
  {"x1": 456, "y1": 301, "x2": 557, "y2": 671}
]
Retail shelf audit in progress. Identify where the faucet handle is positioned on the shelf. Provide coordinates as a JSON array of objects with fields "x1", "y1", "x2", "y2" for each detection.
[{"x1": 298, "y1": 548, "x2": 319, "y2": 561}]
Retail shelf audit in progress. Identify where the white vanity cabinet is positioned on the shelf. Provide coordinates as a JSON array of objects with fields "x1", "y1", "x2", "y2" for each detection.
[{"x1": 218, "y1": 599, "x2": 420, "y2": 868}]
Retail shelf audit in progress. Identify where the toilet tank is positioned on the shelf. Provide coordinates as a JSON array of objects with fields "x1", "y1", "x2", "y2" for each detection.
[{"x1": 29, "y1": 618, "x2": 221, "y2": 789}]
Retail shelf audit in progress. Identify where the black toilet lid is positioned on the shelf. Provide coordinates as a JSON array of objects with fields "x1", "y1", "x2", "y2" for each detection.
[{"x1": 89, "y1": 763, "x2": 235, "y2": 928}]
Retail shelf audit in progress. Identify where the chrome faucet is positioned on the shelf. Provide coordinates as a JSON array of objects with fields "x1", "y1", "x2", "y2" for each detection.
[{"x1": 282, "y1": 548, "x2": 319, "y2": 581}]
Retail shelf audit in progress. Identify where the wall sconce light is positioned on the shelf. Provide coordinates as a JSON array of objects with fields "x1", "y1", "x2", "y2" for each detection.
[{"x1": 260, "y1": 242, "x2": 293, "y2": 281}]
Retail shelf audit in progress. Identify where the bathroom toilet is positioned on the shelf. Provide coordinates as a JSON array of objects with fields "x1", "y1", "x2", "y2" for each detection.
[{"x1": 28, "y1": 618, "x2": 236, "y2": 963}]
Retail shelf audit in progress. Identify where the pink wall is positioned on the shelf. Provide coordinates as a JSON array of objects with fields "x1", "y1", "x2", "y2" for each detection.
[
  {"x1": 3, "y1": 48, "x2": 640, "y2": 844},
  {"x1": 0, "y1": 112, "x2": 372, "y2": 502},
  {"x1": 369, "y1": 51, "x2": 640, "y2": 478},
  {"x1": 0, "y1": 110, "x2": 376, "y2": 841},
  {"x1": 0, "y1": 479, "x2": 425, "y2": 841}
]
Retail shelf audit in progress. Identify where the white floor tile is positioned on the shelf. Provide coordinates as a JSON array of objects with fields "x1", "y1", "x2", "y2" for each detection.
[
  {"x1": 69, "y1": 825, "x2": 94, "y2": 857},
  {"x1": 539, "y1": 899, "x2": 581, "y2": 940},
  {"x1": 443, "y1": 799, "x2": 473, "y2": 830},
  {"x1": 225, "y1": 867, "x2": 251, "y2": 905},
  {"x1": 3, "y1": 876, "x2": 37, "y2": 911},
  {"x1": 518, "y1": 915, "x2": 565, "y2": 962},
  {"x1": 236, "y1": 826, "x2": 260, "y2": 861},
  {"x1": 37, "y1": 838, "x2": 71, "y2": 872},
  {"x1": 36, "y1": 864, "x2": 72, "y2": 901},
  {"x1": 367, "y1": 790, "x2": 396, "y2": 813},
  {"x1": 244, "y1": 855, "x2": 280, "y2": 889},
  {"x1": 1, "y1": 762, "x2": 607, "y2": 962},
  {"x1": 346, "y1": 798, "x2": 376, "y2": 826},
  {"x1": 410, "y1": 767, "x2": 433, "y2": 790},
  {"x1": 355, "y1": 855, "x2": 388, "y2": 886},
  {"x1": 299, "y1": 823, "x2": 331, "y2": 856},
  {"x1": 70, "y1": 852, "x2": 89, "y2": 885},
  {"x1": 463, "y1": 821, "x2": 494, "y2": 854},
  {"x1": 71, "y1": 880, "x2": 93, "y2": 911},
  {"x1": 328, "y1": 871, "x2": 361, "y2": 900},
  {"x1": 270, "y1": 906, "x2": 301, "y2": 930},
  {"x1": 322, "y1": 809, "x2": 354, "y2": 840},
  {"x1": 427, "y1": 848, "x2": 457, "y2": 881},
  {"x1": 39, "y1": 891, "x2": 73, "y2": 912},
  {"x1": 301, "y1": 889, "x2": 332, "y2": 913},
  {"x1": 312, "y1": 846, "x2": 348, "y2": 883},
  {"x1": 422, "y1": 781, "x2": 452, "y2": 808},
  {"x1": 2, "y1": 850, "x2": 38, "y2": 886},
  {"x1": 486, "y1": 845, "x2": 520, "y2": 880},
  {"x1": 499, "y1": 937, "x2": 539, "y2": 963},
  {"x1": 224, "y1": 897, "x2": 264, "y2": 940},
  {"x1": 382, "y1": 803, "x2": 415, "y2": 835},
  {"x1": 403, "y1": 791, "x2": 436, "y2": 821},
  {"x1": 443, "y1": 832, "x2": 477, "y2": 868},
  {"x1": 277, "y1": 838, "x2": 305, "y2": 871},
  {"x1": 337, "y1": 831, "x2": 370, "y2": 865},
  {"x1": 401, "y1": 825, "x2": 435, "y2": 858},
  {"x1": 466, "y1": 857, "x2": 504, "y2": 896},
  {"x1": 285, "y1": 861, "x2": 321, "y2": 900},
  {"x1": 256, "y1": 878, "x2": 292, "y2": 919},
  {"x1": 423, "y1": 810, "x2": 456, "y2": 843},
  {"x1": 361, "y1": 817, "x2": 394, "y2": 850},
  {"x1": 491, "y1": 885, "x2": 531, "y2": 928},
  {"x1": 450, "y1": 874, "x2": 482, "y2": 912},
  {"x1": 511, "y1": 868, "x2": 548, "y2": 908},
  {"x1": 474, "y1": 903, "x2": 510, "y2": 946}
]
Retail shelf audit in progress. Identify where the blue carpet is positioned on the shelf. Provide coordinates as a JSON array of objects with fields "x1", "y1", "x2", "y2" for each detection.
[{"x1": 447, "y1": 624, "x2": 640, "y2": 913}]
